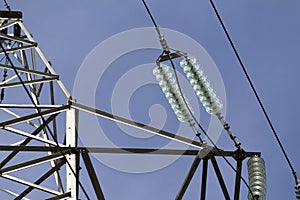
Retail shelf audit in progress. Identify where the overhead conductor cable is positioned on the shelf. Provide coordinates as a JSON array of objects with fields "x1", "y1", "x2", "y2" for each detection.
[
  {"x1": 210, "y1": 0, "x2": 299, "y2": 197},
  {"x1": 141, "y1": 1, "x2": 257, "y2": 199}
]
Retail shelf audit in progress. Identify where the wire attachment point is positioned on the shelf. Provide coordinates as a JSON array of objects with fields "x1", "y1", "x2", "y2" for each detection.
[
  {"x1": 216, "y1": 113, "x2": 242, "y2": 149},
  {"x1": 158, "y1": 33, "x2": 169, "y2": 53}
]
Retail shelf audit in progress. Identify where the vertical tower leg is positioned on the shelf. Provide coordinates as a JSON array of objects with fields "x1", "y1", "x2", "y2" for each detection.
[
  {"x1": 234, "y1": 159, "x2": 243, "y2": 200},
  {"x1": 66, "y1": 107, "x2": 78, "y2": 199}
]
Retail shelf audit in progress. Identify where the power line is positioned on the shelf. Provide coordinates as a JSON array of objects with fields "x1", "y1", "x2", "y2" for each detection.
[
  {"x1": 0, "y1": 43, "x2": 91, "y2": 199},
  {"x1": 169, "y1": 54, "x2": 256, "y2": 200},
  {"x1": 141, "y1": 0, "x2": 158, "y2": 29},
  {"x1": 209, "y1": 0, "x2": 299, "y2": 183},
  {"x1": 3, "y1": 0, "x2": 11, "y2": 12},
  {"x1": 140, "y1": 1, "x2": 257, "y2": 199}
]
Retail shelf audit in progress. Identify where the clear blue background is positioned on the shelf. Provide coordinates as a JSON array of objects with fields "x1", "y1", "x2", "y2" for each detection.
[{"x1": 2, "y1": 1, "x2": 300, "y2": 199}]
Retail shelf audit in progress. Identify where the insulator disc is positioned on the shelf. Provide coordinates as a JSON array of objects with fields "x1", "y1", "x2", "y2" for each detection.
[{"x1": 247, "y1": 156, "x2": 266, "y2": 200}]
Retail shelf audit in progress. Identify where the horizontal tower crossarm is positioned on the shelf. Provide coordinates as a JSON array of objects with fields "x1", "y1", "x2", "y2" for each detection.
[
  {"x1": 0, "y1": 77, "x2": 59, "y2": 89},
  {"x1": 0, "y1": 150, "x2": 69, "y2": 175},
  {"x1": 1, "y1": 174, "x2": 63, "y2": 196},
  {"x1": 0, "y1": 33, "x2": 37, "y2": 45},
  {"x1": 70, "y1": 101, "x2": 203, "y2": 149},
  {"x1": 0, "y1": 105, "x2": 69, "y2": 128},
  {"x1": 0, "y1": 104, "x2": 62, "y2": 109},
  {"x1": 0, "y1": 63, "x2": 58, "y2": 78},
  {"x1": 0, "y1": 44, "x2": 37, "y2": 54},
  {"x1": 0, "y1": 145, "x2": 261, "y2": 157}
]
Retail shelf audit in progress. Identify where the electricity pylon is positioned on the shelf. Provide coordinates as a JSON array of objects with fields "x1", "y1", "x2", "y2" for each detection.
[
  {"x1": 0, "y1": 10, "x2": 80, "y2": 199},
  {"x1": 0, "y1": 10, "x2": 263, "y2": 200}
]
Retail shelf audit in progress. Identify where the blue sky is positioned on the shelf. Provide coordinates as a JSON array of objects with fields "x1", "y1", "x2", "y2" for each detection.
[{"x1": 2, "y1": 0, "x2": 300, "y2": 199}]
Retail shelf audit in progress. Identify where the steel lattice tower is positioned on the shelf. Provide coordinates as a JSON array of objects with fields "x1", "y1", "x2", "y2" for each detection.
[
  {"x1": 0, "y1": 10, "x2": 263, "y2": 200},
  {"x1": 0, "y1": 10, "x2": 80, "y2": 199}
]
